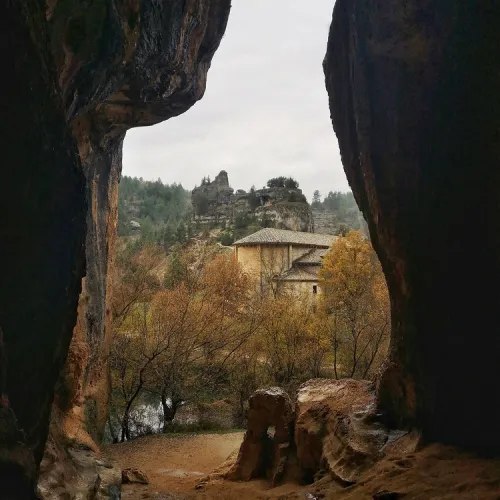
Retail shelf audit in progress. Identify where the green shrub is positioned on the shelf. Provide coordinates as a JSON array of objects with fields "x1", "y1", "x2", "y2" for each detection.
[{"x1": 217, "y1": 231, "x2": 234, "y2": 246}]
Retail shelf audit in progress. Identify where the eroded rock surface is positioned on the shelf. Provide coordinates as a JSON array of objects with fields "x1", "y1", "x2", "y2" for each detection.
[
  {"x1": 229, "y1": 381, "x2": 419, "y2": 490},
  {"x1": 1, "y1": 0, "x2": 231, "y2": 497},
  {"x1": 227, "y1": 388, "x2": 294, "y2": 486},
  {"x1": 37, "y1": 444, "x2": 121, "y2": 500},
  {"x1": 192, "y1": 171, "x2": 314, "y2": 232},
  {"x1": 122, "y1": 467, "x2": 149, "y2": 485},
  {"x1": 324, "y1": 0, "x2": 500, "y2": 449},
  {"x1": 295, "y1": 379, "x2": 386, "y2": 484}
]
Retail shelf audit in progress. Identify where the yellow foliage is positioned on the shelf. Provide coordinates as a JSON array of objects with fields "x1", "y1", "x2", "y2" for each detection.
[{"x1": 319, "y1": 231, "x2": 390, "y2": 379}]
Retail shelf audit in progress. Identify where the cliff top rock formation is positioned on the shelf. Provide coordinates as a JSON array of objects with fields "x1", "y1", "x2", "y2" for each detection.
[
  {"x1": 191, "y1": 171, "x2": 314, "y2": 233},
  {"x1": 227, "y1": 380, "x2": 417, "y2": 488}
]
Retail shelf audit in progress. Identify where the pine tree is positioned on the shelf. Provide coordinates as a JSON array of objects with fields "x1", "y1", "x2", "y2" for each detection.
[
  {"x1": 312, "y1": 190, "x2": 321, "y2": 205},
  {"x1": 176, "y1": 221, "x2": 187, "y2": 244},
  {"x1": 162, "y1": 224, "x2": 174, "y2": 251}
]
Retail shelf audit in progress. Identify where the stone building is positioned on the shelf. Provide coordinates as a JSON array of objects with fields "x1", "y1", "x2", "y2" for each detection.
[{"x1": 233, "y1": 228, "x2": 336, "y2": 296}]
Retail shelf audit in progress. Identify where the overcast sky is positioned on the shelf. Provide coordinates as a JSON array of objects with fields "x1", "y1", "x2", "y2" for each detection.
[{"x1": 122, "y1": 0, "x2": 349, "y2": 202}]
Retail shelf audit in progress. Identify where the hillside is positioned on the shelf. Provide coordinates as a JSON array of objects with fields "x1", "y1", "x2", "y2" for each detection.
[
  {"x1": 117, "y1": 176, "x2": 193, "y2": 248},
  {"x1": 191, "y1": 171, "x2": 313, "y2": 244},
  {"x1": 311, "y1": 190, "x2": 367, "y2": 236},
  {"x1": 116, "y1": 174, "x2": 366, "y2": 249}
]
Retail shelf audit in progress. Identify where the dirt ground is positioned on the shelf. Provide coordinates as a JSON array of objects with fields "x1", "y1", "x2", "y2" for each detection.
[
  {"x1": 104, "y1": 431, "x2": 307, "y2": 499},
  {"x1": 105, "y1": 432, "x2": 500, "y2": 500},
  {"x1": 104, "y1": 432, "x2": 242, "y2": 498}
]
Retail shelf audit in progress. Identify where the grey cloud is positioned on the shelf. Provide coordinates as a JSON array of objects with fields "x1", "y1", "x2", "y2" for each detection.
[{"x1": 123, "y1": 0, "x2": 349, "y2": 200}]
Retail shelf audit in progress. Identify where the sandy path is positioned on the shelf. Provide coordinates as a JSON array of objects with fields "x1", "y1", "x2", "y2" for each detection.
[
  {"x1": 104, "y1": 432, "x2": 500, "y2": 500},
  {"x1": 104, "y1": 432, "x2": 244, "y2": 498}
]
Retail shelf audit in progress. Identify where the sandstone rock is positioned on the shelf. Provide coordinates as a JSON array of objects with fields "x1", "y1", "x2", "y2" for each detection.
[
  {"x1": 295, "y1": 379, "x2": 387, "y2": 484},
  {"x1": 373, "y1": 492, "x2": 406, "y2": 500},
  {"x1": 324, "y1": 0, "x2": 500, "y2": 449},
  {"x1": 122, "y1": 467, "x2": 149, "y2": 485},
  {"x1": 1, "y1": 0, "x2": 231, "y2": 495},
  {"x1": 192, "y1": 171, "x2": 314, "y2": 232},
  {"x1": 37, "y1": 447, "x2": 121, "y2": 500},
  {"x1": 227, "y1": 387, "x2": 293, "y2": 486}
]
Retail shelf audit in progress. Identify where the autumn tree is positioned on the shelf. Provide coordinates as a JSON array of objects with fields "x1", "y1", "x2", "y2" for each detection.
[
  {"x1": 109, "y1": 247, "x2": 262, "y2": 438},
  {"x1": 259, "y1": 246, "x2": 290, "y2": 297},
  {"x1": 148, "y1": 254, "x2": 261, "y2": 430},
  {"x1": 257, "y1": 295, "x2": 323, "y2": 393},
  {"x1": 227, "y1": 338, "x2": 267, "y2": 426},
  {"x1": 319, "y1": 231, "x2": 390, "y2": 379},
  {"x1": 109, "y1": 302, "x2": 169, "y2": 441},
  {"x1": 111, "y1": 243, "x2": 163, "y2": 328}
]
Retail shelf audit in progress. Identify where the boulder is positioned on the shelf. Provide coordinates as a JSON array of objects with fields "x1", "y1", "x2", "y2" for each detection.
[
  {"x1": 295, "y1": 379, "x2": 388, "y2": 484},
  {"x1": 224, "y1": 380, "x2": 421, "y2": 490},
  {"x1": 121, "y1": 467, "x2": 149, "y2": 485},
  {"x1": 227, "y1": 387, "x2": 293, "y2": 486},
  {"x1": 37, "y1": 446, "x2": 121, "y2": 500}
]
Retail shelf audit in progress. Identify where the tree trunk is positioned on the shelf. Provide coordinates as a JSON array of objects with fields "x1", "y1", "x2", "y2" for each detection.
[
  {"x1": 121, "y1": 409, "x2": 131, "y2": 442},
  {"x1": 107, "y1": 415, "x2": 119, "y2": 444},
  {"x1": 332, "y1": 313, "x2": 339, "y2": 379},
  {"x1": 161, "y1": 392, "x2": 179, "y2": 433}
]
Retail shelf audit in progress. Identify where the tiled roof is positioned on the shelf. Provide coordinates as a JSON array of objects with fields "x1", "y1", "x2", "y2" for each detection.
[
  {"x1": 293, "y1": 248, "x2": 329, "y2": 265},
  {"x1": 272, "y1": 267, "x2": 319, "y2": 282},
  {"x1": 233, "y1": 228, "x2": 336, "y2": 247}
]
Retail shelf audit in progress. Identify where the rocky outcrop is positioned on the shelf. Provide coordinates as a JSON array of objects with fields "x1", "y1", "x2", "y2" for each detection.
[
  {"x1": 228, "y1": 381, "x2": 419, "y2": 489},
  {"x1": 324, "y1": 0, "x2": 500, "y2": 449},
  {"x1": 37, "y1": 441, "x2": 121, "y2": 500},
  {"x1": 295, "y1": 379, "x2": 386, "y2": 484},
  {"x1": 256, "y1": 204, "x2": 313, "y2": 233},
  {"x1": 227, "y1": 388, "x2": 294, "y2": 486},
  {"x1": 192, "y1": 170, "x2": 235, "y2": 215},
  {"x1": 192, "y1": 171, "x2": 313, "y2": 232},
  {"x1": 312, "y1": 209, "x2": 367, "y2": 236},
  {"x1": 1, "y1": 0, "x2": 230, "y2": 497}
]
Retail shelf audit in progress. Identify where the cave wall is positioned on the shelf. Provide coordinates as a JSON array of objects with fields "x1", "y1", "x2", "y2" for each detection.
[
  {"x1": 51, "y1": 0, "x2": 232, "y2": 446},
  {"x1": 0, "y1": 0, "x2": 231, "y2": 497},
  {"x1": 0, "y1": 2, "x2": 87, "y2": 496},
  {"x1": 324, "y1": 0, "x2": 500, "y2": 450}
]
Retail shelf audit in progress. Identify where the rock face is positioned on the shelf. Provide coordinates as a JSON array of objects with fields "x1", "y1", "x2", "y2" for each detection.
[
  {"x1": 255, "y1": 204, "x2": 313, "y2": 232},
  {"x1": 192, "y1": 171, "x2": 314, "y2": 232},
  {"x1": 324, "y1": 0, "x2": 500, "y2": 449},
  {"x1": 312, "y1": 209, "x2": 368, "y2": 237},
  {"x1": 0, "y1": 0, "x2": 230, "y2": 497},
  {"x1": 192, "y1": 170, "x2": 235, "y2": 217},
  {"x1": 37, "y1": 444, "x2": 121, "y2": 500},
  {"x1": 229, "y1": 381, "x2": 418, "y2": 488},
  {"x1": 294, "y1": 379, "x2": 386, "y2": 484},
  {"x1": 227, "y1": 388, "x2": 294, "y2": 486}
]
